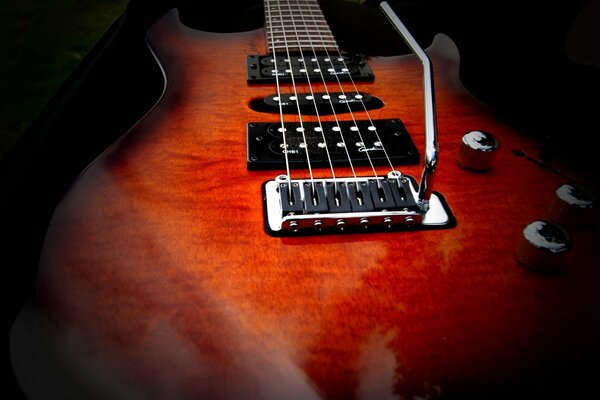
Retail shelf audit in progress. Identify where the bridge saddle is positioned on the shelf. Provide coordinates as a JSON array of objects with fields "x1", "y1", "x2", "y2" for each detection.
[{"x1": 263, "y1": 174, "x2": 453, "y2": 235}]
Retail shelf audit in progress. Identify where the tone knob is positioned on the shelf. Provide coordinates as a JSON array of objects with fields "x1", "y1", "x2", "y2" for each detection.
[
  {"x1": 547, "y1": 182, "x2": 598, "y2": 227},
  {"x1": 515, "y1": 220, "x2": 571, "y2": 273},
  {"x1": 457, "y1": 130, "x2": 500, "y2": 171}
]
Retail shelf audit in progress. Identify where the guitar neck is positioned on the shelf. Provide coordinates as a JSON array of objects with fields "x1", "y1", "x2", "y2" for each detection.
[{"x1": 264, "y1": 0, "x2": 339, "y2": 54}]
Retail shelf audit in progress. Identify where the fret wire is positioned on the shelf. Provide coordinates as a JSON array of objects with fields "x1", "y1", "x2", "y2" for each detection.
[
  {"x1": 269, "y1": 35, "x2": 335, "y2": 38},
  {"x1": 269, "y1": 31, "x2": 335, "y2": 36},
  {"x1": 270, "y1": 19, "x2": 325, "y2": 22},
  {"x1": 269, "y1": 37, "x2": 337, "y2": 42},
  {"x1": 265, "y1": 0, "x2": 335, "y2": 52},
  {"x1": 268, "y1": 10, "x2": 324, "y2": 14},
  {"x1": 269, "y1": 16, "x2": 326, "y2": 20},
  {"x1": 268, "y1": 27, "x2": 332, "y2": 32},
  {"x1": 270, "y1": 47, "x2": 338, "y2": 52},
  {"x1": 270, "y1": 14, "x2": 323, "y2": 17},
  {"x1": 269, "y1": 33, "x2": 336, "y2": 37},
  {"x1": 266, "y1": 6, "x2": 322, "y2": 9},
  {"x1": 271, "y1": 40, "x2": 337, "y2": 45}
]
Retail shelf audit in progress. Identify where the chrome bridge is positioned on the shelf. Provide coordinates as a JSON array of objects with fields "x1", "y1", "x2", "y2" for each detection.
[{"x1": 263, "y1": 174, "x2": 453, "y2": 235}]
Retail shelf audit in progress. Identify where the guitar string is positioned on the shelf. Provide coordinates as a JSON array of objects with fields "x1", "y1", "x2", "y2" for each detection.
[
  {"x1": 273, "y1": 0, "x2": 317, "y2": 193},
  {"x1": 275, "y1": 0, "x2": 359, "y2": 181},
  {"x1": 294, "y1": 0, "x2": 359, "y2": 182},
  {"x1": 301, "y1": 0, "x2": 379, "y2": 180},
  {"x1": 265, "y1": 0, "x2": 293, "y2": 195},
  {"x1": 306, "y1": 0, "x2": 379, "y2": 180},
  {"x1": 283, "y1": 0, "x2": 338, "y2": 184},
  {"x1": 304, "y1": 0, "x2": 400, "y2": 183}
]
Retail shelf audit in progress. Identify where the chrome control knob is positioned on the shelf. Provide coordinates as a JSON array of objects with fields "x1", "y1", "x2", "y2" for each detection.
[
  {"x1": 515, "y1": 220, "x2": 571, "y2": 273},
  {"x1": 548, "y1": 183, "x2": 598, "y2": 227},
  {"x1": 457, "y1": 130, "x2": 500, "y2": 171}
]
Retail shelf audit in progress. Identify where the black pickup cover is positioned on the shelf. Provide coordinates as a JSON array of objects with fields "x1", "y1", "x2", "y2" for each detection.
[
  {"x1": 247, "y1": 53, "x2": 374, "y2": 83},
  {"x1": 247, "y1": 118, "x2": 419, "y2": 170}
]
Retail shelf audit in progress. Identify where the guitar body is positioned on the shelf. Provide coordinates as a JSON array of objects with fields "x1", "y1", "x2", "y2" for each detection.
[{"x1": 17, "y1": 6, "x2": 599, "y2": 399}]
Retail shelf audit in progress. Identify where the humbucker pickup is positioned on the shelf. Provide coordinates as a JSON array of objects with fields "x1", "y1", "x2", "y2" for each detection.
[
  {"x1": 247, "y1": 119, "x2": 419, "y2": 170},
  {"x1": 263, "y1": 175, "x2": 454, "y2": 235},
  {"x1": 247, "y1": 53, "x2": 374, "y2": 83}
]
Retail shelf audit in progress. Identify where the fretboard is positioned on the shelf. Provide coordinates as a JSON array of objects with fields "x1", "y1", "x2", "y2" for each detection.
[{"x1": 264, "y1": 0, "x2": 338, "y2": 54}]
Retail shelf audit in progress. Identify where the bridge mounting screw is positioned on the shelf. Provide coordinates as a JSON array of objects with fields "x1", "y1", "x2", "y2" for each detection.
[
  {"x1": 405, "y1": 216, "x2": 415, "y2": 227},
  {"x1": 289, "y1": 221, "x2": 299, "y2": 232},
  {"x1": 383, "y1": 217, "x2": 393, "y2": 228},
  {"x1": 336, "y1": 219, "x2": 347, "y2": 230},
  {"x1": 314, "y1": 220, "x2": 323, "y2": 230},
  {"x1": 360, "y1": 218, "x2": 369, "y2": 228}
]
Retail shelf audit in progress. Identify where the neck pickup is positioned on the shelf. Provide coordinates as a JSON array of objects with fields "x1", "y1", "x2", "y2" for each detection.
[{"x1": 247, "y1": 53, "x2": 374, "y2": 83}]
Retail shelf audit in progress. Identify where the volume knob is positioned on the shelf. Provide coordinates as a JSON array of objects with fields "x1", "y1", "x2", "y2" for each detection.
[
  {"x1": 548, "y1": 183, "x2": 598, "y2": 227},
  {"x1": 457, "y1": 130, "x2": 500, "y2": 171},
  {"x1": 515, "y1": 220, "x2": 571, "y2": 273}
]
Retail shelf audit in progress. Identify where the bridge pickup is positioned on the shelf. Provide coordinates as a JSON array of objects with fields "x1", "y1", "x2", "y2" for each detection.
[
  {"x1": 247, "y1": 53, "x2": 374, "y2": 83},
  {"x1": 249, "y1": 92, "x2": 383, "y2": 115},
  {"x1": 263, "y1": 176, "x2": 454, "y2": 235},
  {"x1": 247, "y1": 119, "x2": 419, "y2": 170}
]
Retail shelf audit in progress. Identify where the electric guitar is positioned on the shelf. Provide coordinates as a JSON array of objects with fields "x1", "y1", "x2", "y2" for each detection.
[{"x1": 12, "y1": 1, "x2": 599, "y2": 398}]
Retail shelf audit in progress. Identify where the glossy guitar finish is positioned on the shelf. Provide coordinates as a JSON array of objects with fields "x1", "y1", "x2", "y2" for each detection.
[{"x1": 22, "y1": 6, "x2": 599, "y2": 399}]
